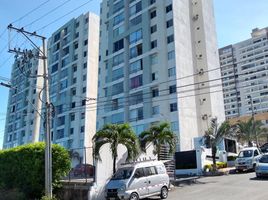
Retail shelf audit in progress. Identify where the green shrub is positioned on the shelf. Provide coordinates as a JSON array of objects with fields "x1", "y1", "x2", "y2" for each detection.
[
  {"x1": 203, "y1": 162, "x2": 227, "y2": 172},
  {"x1": 40, "y1": 195, "x2": 58, "y2": 200},
  {"x1": 0, "y1": 142, "x2": 71, "y2": 199},
  {"x1": 0, "y1": 187, "x2": 26, "y2": 200},
  {"x1": 227, "y1": 156, "x2": 237, "y2": 161}
]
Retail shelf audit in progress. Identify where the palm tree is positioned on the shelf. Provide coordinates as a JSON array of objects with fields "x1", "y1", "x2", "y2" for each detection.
[
  {"x1": 93, "y1": 123, "x2": 139, "y2": 174},
  {"x1": 204, "y1": 118, "x2": 232, "y2": 168},
  {"x1": 235, "y1": 117, "x2": 267, "y2": 147},
  {"x1": 139, "y1": 122, "x2": 176, "y2": 160}
]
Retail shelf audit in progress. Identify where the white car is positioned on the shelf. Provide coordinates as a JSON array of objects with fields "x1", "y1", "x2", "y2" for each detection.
[
  {"x1": 235, "y1": 147, "x2": 262, "y2": 172},
  {"x1": 105, "y1": 160, "x2": 170, "y2": 200},
  {"x1": 256, "y1": 154, "x2": 268, "y2": 178}
]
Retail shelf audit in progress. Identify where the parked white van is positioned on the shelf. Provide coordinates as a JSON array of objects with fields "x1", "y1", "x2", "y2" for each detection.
[
  {"x1": 105, "y1": 160, "x2": 170, "y2": 200},
  {"x1": 235, "y1": 147, "x2": 262, "y2": 172}
]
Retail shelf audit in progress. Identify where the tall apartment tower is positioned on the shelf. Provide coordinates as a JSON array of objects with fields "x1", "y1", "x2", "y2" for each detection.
[
  {"x1": 97, "y1": 0, "x2": 225, "y2": 151},
  {"x1": 47, "y1": 12, "x2": 99, "y2": 165},
  {"x1": 3, "y1": 54, "x2": 44, "y2": 149},
  {"x1": 219, "y1": 27, "x2": 268, "y2": 120}
]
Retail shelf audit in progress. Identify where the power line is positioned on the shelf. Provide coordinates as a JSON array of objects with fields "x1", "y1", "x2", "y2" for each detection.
[
  {"x1": 11, "y1": 0, "x2": 52, "y2": 25},
  {"x1": 24, "y1": 0, "x2": 72, "y2": 28},
  {"x1": 36, "y1": 0, "x2": 94, "y2": 32}
]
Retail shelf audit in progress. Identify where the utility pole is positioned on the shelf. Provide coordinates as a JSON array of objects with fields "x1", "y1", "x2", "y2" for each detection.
[
  {"x1": 7, "y1": 24, "x2": 52, "y2": 198},
  {"x1": 249, "y1": 96, "x2": 258, "y2": 147}
]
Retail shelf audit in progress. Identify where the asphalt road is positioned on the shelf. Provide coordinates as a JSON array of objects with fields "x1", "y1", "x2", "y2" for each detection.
[{"x1": 164, "y1": 172, "x2": 268, "y2": 200}]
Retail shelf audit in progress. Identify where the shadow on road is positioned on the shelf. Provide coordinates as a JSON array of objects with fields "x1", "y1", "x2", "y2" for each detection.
[{"x1": 250, "y1": 177, "x2": 268, "y2": 181}]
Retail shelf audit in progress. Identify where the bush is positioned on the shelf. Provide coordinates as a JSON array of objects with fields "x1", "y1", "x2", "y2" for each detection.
[
  {"x1": 0, "y1": 187, "x2": 26, "y2": 200},
  {"x1": 227, "y1": 156, "x2": 237, "y2": 161},
  {"x1": 203, "y1": 162, "x2": 227, "y2": 172},
  {"x1": 0, "y1": 142, "x2": 71, "y2": 199},
  {"x1": 40, "y1": 195, "x2": 58, "y2": 200}
]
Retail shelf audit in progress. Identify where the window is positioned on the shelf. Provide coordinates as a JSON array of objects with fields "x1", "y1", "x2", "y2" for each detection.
[
  {"x1": 70, "y1": 113, "x2": 75, "y2": 121},
  {"x1": 152, "y1": 106, "x2": 159, "y2": 115},
  {"x1": 151, "y1": 40, "x2": 157, "y2": 49},
  {"x1": 130, "y1": 107, "x2": 143, "y2": 121},
  {"x1": 169, "y1": 85, "x2": 176, "y2": 94},
  {"x1": 130, "y1": 44, "x2": 143, "y2": 58},
  {"x1": 84, "y1": 39, "x2": 88, "y2": 45},
  {"x1": 113, "y1": 12, "x2": 125, "y2": 26},
  {"x1": 129, "y1": 59, "x2": 143, "y2": 74},
  {"x1": 134, "y1": 168, "x2": 145, "y2": 177},
  {"x1": 56, "y1": 129, "x2": 64, "y2": 139},
  {"x1": 113, "y1": 0, "x2": 124, "y2": 14},
  {"x1": 150, "y1": 10, "x2": 156, "y2": 19},
  {"x1": 145, "y1": 167, "x2": 157, "y2": 176},
  {"x1": 113, "y1": 39, "x2": 124, "y2": 52},
  {"x1": 152, "y1": 72, "x2": 158, "y2": 81},
  {"x1": 51, "y1": 63, "x2": 58, "y2": 73},
  {"x1": 113, "y1": 53, "x2": 124, "y2": 66},
  {"x1": 130, "y1": 15, "x2": 142, "y2": 26},
  {"x1": 111, "y1": 112, "x2": 124, "y2": 124},
  {"x1": 81, "y1": 126, "x2": 85, "y2": 133},
  {"x1": 170, "y1": 103, "x2": 178, "y2": 112},
  {"x1": 112, "y1": 82, "x2": 124, "y2": 95},
  {"x1": 129, "y1": 91, "x2": 143, "y2": 105},
  {"x1": 84, "y1": 51, "x2": 87, "y2": 57},
  {"x1": 152, "y1": 88, "x2": 159, "y2": 97},
  {"x1": 168, "y1": 50, "x2": 175, "y2": 60},
  {"x1": 151, "y1": 25, "x2": 157, "y2": 34},
  {"x1": 167, "y1": 34, "x2": 174, "y2": 44},
  {"x1": 71, "y1": 102, "x2": 76, "y2": 108},
  {"x1": 129, "y1": 1, "x2": 142, "y2": 16},
  {"x1": 168, "y1": 67, "x2": 176, "y2": 77},
  {"x1": 114, "y1": 25, "x2": 125, "y2": 37},
  {"x1": 130, "y1": 75, "x2": 143, "y2": 89},
  {"x1": 166, "y1": 4, "x2": 172, "y2": 13},
  {"x1": 74, "y1": 42, "x2": 78, "y2": 49},
  {"x1": 129, "y1": 29, "x2": 142, "y2": 44},
  {"x1": 150, "y1": 0, "x2": 156, "y2": 5},
  {"x1": 112, "y1": 67, "x2": 124, "y2": 81},
  {"x1": 57, "y1": 116, "x2": 65, "y2": 126},
  {"x1": 166, "y1": 19, "x2": 173, "y2": 28}
]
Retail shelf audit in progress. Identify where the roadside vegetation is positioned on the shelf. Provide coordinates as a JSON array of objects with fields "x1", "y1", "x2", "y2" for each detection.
[{"x1": 0, "y1": 142, "x2": 71, "y2": 200}]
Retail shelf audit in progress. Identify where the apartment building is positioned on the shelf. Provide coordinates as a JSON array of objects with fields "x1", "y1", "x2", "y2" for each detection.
[
  {"x1": 219, "y1": 27, "x2": 268, "y2": 123},
  {"x1": 45, "y1": 12, "x2": 99, "y2": 165},
  {"x1": 97, "y1": 0, "x2": 225, "y2": 151},
  {"x1": 3, "y1": 51, "x2": 44, "y2": 149}
]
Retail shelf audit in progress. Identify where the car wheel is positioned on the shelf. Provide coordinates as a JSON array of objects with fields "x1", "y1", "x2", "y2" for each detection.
[
  {"x1": 129, "y1": 193, "x2": 139, "y2": 200},
  {"x1": 160, "y1": 187, "x2": 168, "y2": 199}
]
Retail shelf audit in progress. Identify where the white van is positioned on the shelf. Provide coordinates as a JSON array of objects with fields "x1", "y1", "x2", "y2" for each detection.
[
  {"x1": 235, "y1": 147, "x2": 262, "y2": 172},
  {"x1": 105, "y1": 160, "x2": 170, "y2": 200}
]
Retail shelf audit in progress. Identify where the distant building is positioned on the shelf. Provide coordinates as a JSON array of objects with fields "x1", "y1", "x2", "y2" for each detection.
[
  {"x1": 97, "y1": 0, "x2": 225, "y2": 151},
  {"x1": 47, "y1": 12, "x2": 99, "y2": 166},
  {"x1": 219, "y1": 27, "x2": 268, "y2": 126},
  {"x1": 3, "y1": 51, "x2": 44, "y2": 149}
]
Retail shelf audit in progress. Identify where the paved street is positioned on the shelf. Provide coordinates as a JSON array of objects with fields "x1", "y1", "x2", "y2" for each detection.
[{"x1": 147, "y1": 172, "x2": 268, "y2": 200}]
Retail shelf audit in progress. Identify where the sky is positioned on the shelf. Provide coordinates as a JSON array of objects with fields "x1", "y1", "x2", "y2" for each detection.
[{"x1": 0, "y1": 0, "x2": 268, "y2": 148}]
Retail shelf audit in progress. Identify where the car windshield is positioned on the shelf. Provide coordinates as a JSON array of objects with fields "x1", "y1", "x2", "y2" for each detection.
[
  {"x1": 259, "y1": 155, "x2": 268, "y2": 163},
  {"x1": 238, "y1": 150, "x2": 253, "y2": 158},
  {"x1": 111, "y1": 167, "x2": 134, "y2": 180}
]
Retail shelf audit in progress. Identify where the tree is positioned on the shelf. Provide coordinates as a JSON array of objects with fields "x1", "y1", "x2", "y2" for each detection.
[
  {"x1": 0, "y1": 142, "x2": 71, "y2": 199},
  {"x1": 235, "y1": 117, "x2": 267, "y2": 147},
  {"x1": 204, "y1": 118, "x2": 232, "y2": 169},
  {"x1": 93, "y1": 123, "x2": 140, "y2": 174},
  {"x1": 139, "y1": 122, "x2": 176, "y2": 160}
]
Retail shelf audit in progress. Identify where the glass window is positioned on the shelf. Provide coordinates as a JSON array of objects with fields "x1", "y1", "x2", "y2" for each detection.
[
  {"x1": 151, "y1": 25, "x2": 157, "y2": 33},
  {"x1": 113, "y1": 53, "x2": 124, "y2": 66},
  {"x1": 166, "y1": 19, "x2": 173, "y2": 28},
  {"x1": 112, "y1": 67, "x2": 124, "y2": 81},
  {"x1": 145, "y1": 167, "x2": 157, "y2": 176},
  {"x1": 111, "y1": 112, "x2": 124, "y2": 124},
  {"x1": 170, "y1": 103, "x2": 178, "y2": 112},
  {"x1": 113, "y1": 39, "x2": 124, "y2": 52},
  {"x1": 130, "y1": 1, "x2": 142, "y2": 16},
  {"x1": 130, "y1": 107, "x2": 143, "y2": 121},
  {"x1": 111, "y1": 167, "x2": 134, "y2": 180},
  {"x1": 166, "y1": 4, "x2": 172, "y2": 13},
  {"x1": 113, "y1": 12, "x2": 125, "y2": 26},
  {"x1": 152, "y1": 106, "x2": 159, "y2": 115},
  {"x1": 112, "y1": 82, "x2": 124, "y2": 95},
  {"x1": 168, "y1": 67, "x2": 176, "y2": 77},
  {"x1": 150, "y1": 10, "x2": 156, "y2": 19},
  {"x1": 152, "y1": 88, "x2": 159, "y2": 97},
  {"x1": 130, "y1": 75, "x2": 143, "y2": 89},
  {"x1": 168, "y1": 50, "x2": 175, "y2": 60},
  {"x1": 129, "y1": 59, "x2": 143, "y2": 74},
  {"x1": 130, "y1": 15, "x2": 142, "y2": 26},
  {"x1": 130, "y1": 44, "x2": 143, "y2": 58},
  {"x1": 167, "y1": 34, "x2": 174, "y2": 44},
  {"x1": 129, "y1": 29, "x2": 142, "y2": 44},
  {"x1": 113, "y1": 25, "x2": 125, "y2": 37},
  {"x1": 169, "y1": 85, "x2": 177, "y2": 94},
  {"x1": 171, "y1": 121, "x2": 179, "y2": 131},
  {"x1": 151, "y1": 40, "x2": 157, "y2": 49},
  {"x1": 129, "y1": 91, "x2": 143, "y2": 105}
]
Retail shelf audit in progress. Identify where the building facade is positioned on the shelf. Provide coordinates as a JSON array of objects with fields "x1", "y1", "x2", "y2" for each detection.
[
  {"x1": 3, "y1": 52, "x2": 44, "y2": 149},
  {"x1": 46, "y1": 12, "x2": 99, "y2": 165},
  {"x1": 219, "y1": 27, "x2": 268, "y2": 122},
  {"x1": 97, "y1": 0, "x2": 225, "y2": 151}
]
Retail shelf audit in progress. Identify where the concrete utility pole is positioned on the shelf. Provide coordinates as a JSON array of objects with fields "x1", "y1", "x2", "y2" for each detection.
[
  {"x1": 7, "y1": 24, "x2": 52, "y2": 198},
  {"x1": 249, "y1": 96, "x2": 258, "y2": 147}
]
